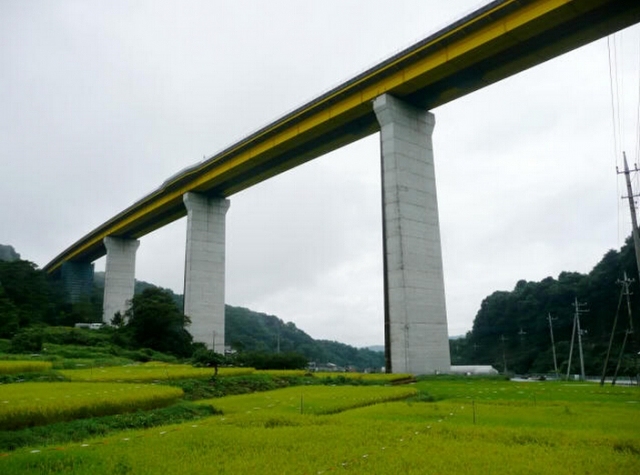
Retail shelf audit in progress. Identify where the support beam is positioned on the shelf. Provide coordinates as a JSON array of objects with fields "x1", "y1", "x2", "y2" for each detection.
[
  {"x1": 183, "y1": 193, "x2": 230, "y2": 353},
  {"x1": 60, "y1": 261, "x2": 94, "y2": 303},
  {"x1": 103, "y1": 237, "x2": 139, "y2": 323},
  {"x1": 373, "y1": 93, "x2": 451, "y2": 375}
]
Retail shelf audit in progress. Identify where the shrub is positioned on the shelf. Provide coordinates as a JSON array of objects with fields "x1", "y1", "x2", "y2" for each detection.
[{"x1": 9, "y1": 327, "x2": 44, "y2": 353}]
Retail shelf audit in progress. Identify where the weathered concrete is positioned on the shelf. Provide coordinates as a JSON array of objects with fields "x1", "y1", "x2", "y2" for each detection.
[
  {"x1": 103, "y1": 237, "x2": 139, "y2": 323},
  {"x1": 60, "y1": 261, "x2": 94, "y2": 303},
  {"x1": 183, "y1": 192, "x2": 230, "y2": 353},
  {"x1": 373, "y1": 93, "x2": 451, "y2": 375}
]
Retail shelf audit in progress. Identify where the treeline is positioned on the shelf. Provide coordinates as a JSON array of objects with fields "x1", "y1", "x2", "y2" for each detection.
[
  {"x1": 454, "y1": 237, "x2": 639, "y2": 377},
  {"x1": 225, "y1": 306, "x2": 384, "y2": 370},
  {"x1": 0, "y1": 253, "x2": 383, "y2": 370}
]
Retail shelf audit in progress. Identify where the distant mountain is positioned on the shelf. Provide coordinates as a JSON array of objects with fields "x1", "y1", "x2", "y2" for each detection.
[
  {"x1": 0, "y1": 245, "x2": 20, "y2": 262},
  {"x1": 365, "y1": 345, "x2": 384, "y2": 353},
  {"x1": 225, "y1": 306, "x2": 384, "y2": 371}
]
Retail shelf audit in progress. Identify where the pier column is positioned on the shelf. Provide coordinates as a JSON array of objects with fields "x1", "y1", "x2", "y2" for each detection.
[
  {"x1": 183, "y1": 192, "x2": 230, "y2": 353},
  {"x1": 60, "y1": 261, "x2": 94, "y2": 303},
  {"x1": 373, "y1": 93, "x2": 451, "y2": 375},
  {"x1": 103, "y1": 237, "x2": 139, "y2": 323}
]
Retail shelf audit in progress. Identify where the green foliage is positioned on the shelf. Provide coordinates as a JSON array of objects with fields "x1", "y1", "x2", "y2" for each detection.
[
  {"x1": 0, "y1": 382, "x2": 183, "y2": 430},
  {"x1": 460, "y1": 236, "x2": 640, "y2": 376},
  {"x1": 9, "y1": 326, "x2": 44, "y2": 353},
  {"x1": 121, "y1": 287, "x2": 193, "y2": 357},
  {"x1": 0, "y1": 401, "x2": 218, "y2": 452},
  {"x1": 0, "y1": 260, "x2": 65, "y2": 330},
  {"x1": 191, "y1": 348, "x2": 226, "y2": 368},
  {"x1": 226, "y1": 305, "x2": 384, "y2": 371},
  {"x1": 233, "y1": 351, "x2": 308, "y2": 370}
]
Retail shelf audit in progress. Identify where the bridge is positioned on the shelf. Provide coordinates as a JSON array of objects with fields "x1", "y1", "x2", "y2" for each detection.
[{"x1": 45, "y1": 0, "x2": 640, "y2": 374}]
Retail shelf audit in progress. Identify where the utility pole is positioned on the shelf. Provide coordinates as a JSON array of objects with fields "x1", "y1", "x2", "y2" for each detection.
[
  {"x1": 612, "y1": 273, "x2": 635, "y2": 385},
  {"x1": 500, "y1": 335, "x2": 508, "y2": 374},
  {"x1": 574, "y1": 298, "x2": 588, "y2": 382},
  {"x1": 548, "y1": 313, "x2": 560, "y2": 379},
  {"x1": 566, "y1": 306, "x2": 578, "y2": 381},
  {"x1": 617, "y1": 153, "x2": 640, "y2": 287},
  {"x1": 600, "y1": 276, "x2": 627, "y2": 386},
  {"x1": 566, "y1": 298, "x2": 589, "y2": 381}
]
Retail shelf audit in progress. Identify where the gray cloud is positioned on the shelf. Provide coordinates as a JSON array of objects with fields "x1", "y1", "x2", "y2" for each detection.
[{"x1": 2, "y1": 1, "x2": 639, "y2": 346}]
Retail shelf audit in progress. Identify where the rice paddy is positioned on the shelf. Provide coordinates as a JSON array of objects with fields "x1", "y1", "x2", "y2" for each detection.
[
  {"x1": 58, "y1": 362, "x2": 254, "y2": 382},
  {"x1": 0, "y1": 382, "x2": 183, "y2": 430},
  {"x1": 0, "y1": 376, "x2": 638, "y2": 474},
  {"x1": 0, "y1": 360, "x2": 53, "y2": 375}
]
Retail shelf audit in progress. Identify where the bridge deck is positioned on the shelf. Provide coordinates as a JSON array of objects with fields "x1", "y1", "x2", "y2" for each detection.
[{"x1": 45, "y1": 0, "x2": 640, "y2": 272}]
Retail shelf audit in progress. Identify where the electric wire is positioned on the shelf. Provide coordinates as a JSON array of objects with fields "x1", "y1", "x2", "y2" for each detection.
[{"x1": 609, "y1": 35, "x2": 624, "y2": 246}]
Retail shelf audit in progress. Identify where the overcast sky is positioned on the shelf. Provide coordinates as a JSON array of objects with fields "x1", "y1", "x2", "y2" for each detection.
[{"x1": 2, "y1": 1, "x2": 640, "y2": 348}]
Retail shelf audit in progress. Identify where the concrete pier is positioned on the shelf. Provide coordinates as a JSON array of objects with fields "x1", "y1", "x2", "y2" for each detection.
[
  {"x1": 103, "y1": 237, "x2": 139, "y2": 323},
  {"x1": 183, "y1": 192, "x2": 230, "y2": 353},
  {"x1": 60, "y1": 261, "x2": 94, "y2": 303},
  {"x1": 373, "y1": 93, "x2": 451, "y2": 375}
]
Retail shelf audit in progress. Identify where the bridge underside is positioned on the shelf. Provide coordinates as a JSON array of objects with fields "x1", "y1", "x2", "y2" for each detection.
[{"x1": 50, "y1": 0, "x2": 640, "y2": 373}]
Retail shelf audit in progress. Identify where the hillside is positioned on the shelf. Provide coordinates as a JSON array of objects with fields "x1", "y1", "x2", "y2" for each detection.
[
  {"x1": 455, "y1": 236, "x2": 640, "y2": 377},
  {"x1": 93, "y1": 273, "x2": 383, "y2": 370}
]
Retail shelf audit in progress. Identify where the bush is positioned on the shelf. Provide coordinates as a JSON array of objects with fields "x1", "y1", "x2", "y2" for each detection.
[
  {"x1": 233, "y1": 351, "x2": 308, "y2": 370},
  {"x1": 10, "y1": 327, "x2": 44, "y2": 353},
  {"x1": 191, "y1": 349, "x2": 226, "y2": 368}
]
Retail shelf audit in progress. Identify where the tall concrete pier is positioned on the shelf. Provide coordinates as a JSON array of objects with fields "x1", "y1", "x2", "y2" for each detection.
[
  {"x1": 183, "y1": 192, "x2": 230, "y2": 353},
  {"x1": 373, "y1": 94, "x2": 451, "y2": 375},
  {"x1": 60, "y1": 261, "x2": 94, "y2": 303},
  {"x1": 103, "y1": 236, "x2": 140, "y2": 323}
]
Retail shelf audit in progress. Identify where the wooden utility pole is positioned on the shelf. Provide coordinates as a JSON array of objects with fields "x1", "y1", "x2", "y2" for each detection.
[
  {"x1": 618, "y1": 153, "x2": 640, "y2": 286},
  {"x1": 548, "y1": 313, "x2": 560, "y2": 379},
  {"x1": 600, "y1": 277, "x2": 627, "y2": 386},
  {"x1": 612, "y1": 273, "x2": 635, "y2": 386},
  {"x1": 566, "y1": 298, "x2": 588, "y2": 381},
  {"x1": 575, "y1": 299, "x2": 587, "y2": 382},
  {"x1": 500, "y1": 334, "x2": 508, "y2": 374}
]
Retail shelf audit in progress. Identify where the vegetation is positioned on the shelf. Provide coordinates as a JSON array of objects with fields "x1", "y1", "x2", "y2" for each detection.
[
  {"x1": 0, "y1": 253, "x2": 382, "y2": 370},
  {"x1": 453, "y1": 236, "x2": 640, "y2": 377},
  {"x1": 0, "y1": 401, "x2": 218, "y2": 452},
  {"x1": 225, "y1": 305, "x2": 384, "y2": 370},
  {"x1": 59, "y1": 363, "x2": 253, "y2": 382},
  {"x1": 0, "y1": 382, "x2": 183, "y2": 430},
  {"x1": 118, "y1": 288, "x2": 193, "y2": 357},
  {"x1": 0, "y1": 360, "x2": 52, "y2": 375},
  {"x1": 0, "y1": 379, "x2": 637, "y2": 474}
]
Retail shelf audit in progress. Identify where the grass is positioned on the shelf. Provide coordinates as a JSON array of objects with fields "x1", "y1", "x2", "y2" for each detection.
[
  {"x1": 0, "y1": 382, "x2": 183, "y2": 430},
  {"x1": 0, "y1": 401, "x2": 218, "y2": 451},
  {"x1": 313, "y1": 371, "x2": 414, "y2": 383},
  {"x1": 0, "y1": 361, "x2": 53, "y2": 375},
  {"x1": 199, "y1": 385, "x2": 418, "y2": 416},
  {"x1": 1, "y1": 378, "x2": 638, "y2": 474},
  {"x1": 58, "y1": 362, "x2": 254, "y2": 382}
]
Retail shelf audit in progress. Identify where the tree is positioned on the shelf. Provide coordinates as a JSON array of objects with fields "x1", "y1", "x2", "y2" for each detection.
[
  {"x1": 0, "y1": 259, "x2": 65, "y2": 329},
  {"x1": 122, "y1": 287, "x2": 193, "y2": 357},
  {"x1": 0, "y1": 283, "x2": 19, "y2": 338}
]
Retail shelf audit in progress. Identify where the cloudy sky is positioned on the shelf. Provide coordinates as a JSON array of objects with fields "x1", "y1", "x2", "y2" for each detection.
[{"x1": 2, "y1": 1, "x2": 640, "y2": 348}]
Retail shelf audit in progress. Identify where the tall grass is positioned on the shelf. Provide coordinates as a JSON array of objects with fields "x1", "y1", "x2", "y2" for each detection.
[
  {"x1": 0, "y1": 382, "x2": 183, "y2": 430},
  {"x1": 0, "y1": 360, "x2": 52, "y2": 375},
  {"x1": 1, "y1": 380, "x2": 638, "y2": 474},
  {"x1": 200, "y1": 385, "x2": 417, "y2": 416},
  {"x1": 59, "y1": 363, "x2": 254, "y2": 382}
]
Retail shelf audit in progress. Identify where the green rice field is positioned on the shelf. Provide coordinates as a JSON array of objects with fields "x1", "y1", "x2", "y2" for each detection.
[
  {"x1": 58, "y1": 362, "x2": 254, "y2": 382},
  {"x1": 0, "y1": 378, "x2": 638, "y2": 474},
  {"x1": 0, "y1": 360, "x2": 52, "y2": 375},
  {"x1": 0, "y1": 382, "x2": 183, "y2": 430}
]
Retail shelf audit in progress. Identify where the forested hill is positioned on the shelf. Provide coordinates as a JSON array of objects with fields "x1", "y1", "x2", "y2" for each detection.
[
  {"x1": 455, "y1": 237, "x2": 640, "y2": 377},
  {"x1": 94, "y1": 272, "x2": 383, "y2": 370},
  {"x1": 0, "y1": 244, "x2": 20, "y2": 262},
  {"x1": 225, "y1": 306, "x2": 384, "y2": 370}
]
